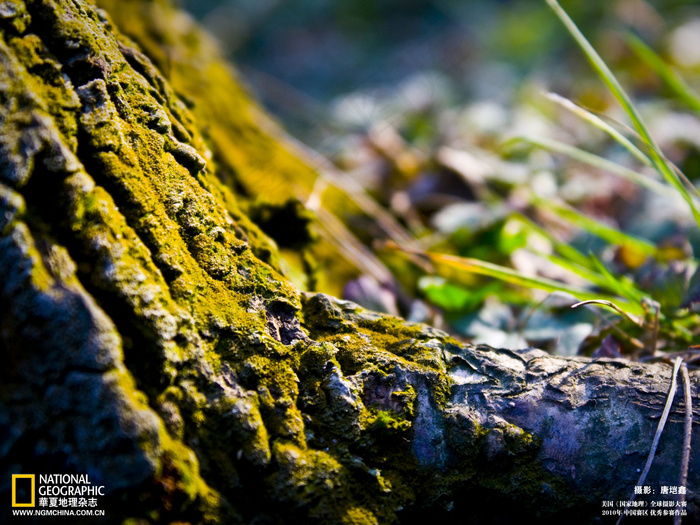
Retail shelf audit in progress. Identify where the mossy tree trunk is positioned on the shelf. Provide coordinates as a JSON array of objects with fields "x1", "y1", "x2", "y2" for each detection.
[{"x1": 0, "y1": 0, "x2": 698, "y2": 523}]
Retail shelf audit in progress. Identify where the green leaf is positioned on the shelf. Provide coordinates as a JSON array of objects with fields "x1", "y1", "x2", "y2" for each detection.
[{"x1": 418, "y1": 276, "x2": 502, "y2": 312}]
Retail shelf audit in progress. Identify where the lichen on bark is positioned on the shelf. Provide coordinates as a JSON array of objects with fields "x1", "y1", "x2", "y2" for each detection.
[{"x1": 1, "y1": 1, "x2": 699, "y2": 524}]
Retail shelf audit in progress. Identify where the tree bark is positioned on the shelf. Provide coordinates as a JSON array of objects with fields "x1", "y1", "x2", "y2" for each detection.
[{"x1": 0, "y1": 0, "x2": 697, "y2": 523}]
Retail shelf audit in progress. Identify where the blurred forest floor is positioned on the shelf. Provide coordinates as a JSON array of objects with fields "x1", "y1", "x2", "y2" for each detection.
[{"x1": 178, "y1": 0, "x2": 700, "y2": 360}]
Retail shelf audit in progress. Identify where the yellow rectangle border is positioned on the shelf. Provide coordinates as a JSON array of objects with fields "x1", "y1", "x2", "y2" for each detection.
[{"x1": 12, "y1": 474, "x2": 35, "y2": 507}]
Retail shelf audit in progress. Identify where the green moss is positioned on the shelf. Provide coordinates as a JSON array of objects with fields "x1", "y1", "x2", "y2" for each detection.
[
  {"x1": 340, "y1": 506, "x2": 379, "y2": 525},
  {"x1": 268, "y1": 441, "x2": 389, "y2": 523},
  {"x1": 389, "y1": 385, "x2": 416, "y2": 417},
  {"x1": 367, "y1": 409, "x2": 412, "y2": 435},
  {"x1": 238, "y1": 355, "x2": 305, "y2": 443},
  {"x1": 93, "y1": 0, "x2": 368, "y2": 298},
  {"x1": 7, "y1": 33, "x2": 81, "y2": 150},
  {"x1": 142, "y1": 431, "x2": 232, "y2": 524},
  {"x1": 0, "y1": 0, "x2": 30, "y2": 33}
]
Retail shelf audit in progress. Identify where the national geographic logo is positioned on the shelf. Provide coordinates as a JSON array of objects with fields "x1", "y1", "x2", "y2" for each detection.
[{"x1": 11, "y1": 474, "x2": 35, "y2": 507}]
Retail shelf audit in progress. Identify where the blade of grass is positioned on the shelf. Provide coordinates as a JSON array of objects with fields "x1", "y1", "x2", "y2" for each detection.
[
  {"x1": 572, "y1": 299, "x2": 642, "y2": 325},
  {"x1": 546, "y1": 0, "x2": 700, "y2": 229},
  {"x1": 626, "y1": 33, "x2": 700, "y2": 115},
  {"x1": 541, "y1": 252, "x2": 630, "y2": 294},
  {"x1": 546, "y1": 0, "x2": 648, "y2": 135},
  {"x1": 589, "y1": 253, "x2": 647, "y2": 306},
  {"x1": 545, "y1": 92, "x2": 652, "y2": 166},
  {"x1": 505, "y1": 135, "x2": 677, "y2": 199},
  {"x1": 532, "y1": 197, "x2": 659, "y2": 258},
  {"x1": 510, "y1": 212, "x2": 595, "y2": 269},
  {"x1": 509, "y1": 213, "x2": 646, "y2": 301},
  {"x1": 538, "y1": 250, "x2": 658, "y2": 315},
  {"x1": 571, "y1": 300, "x2": 647, "y2": 348},
  {"x1": 386, "y1": 242, "x2": 644, "y2": 314}
]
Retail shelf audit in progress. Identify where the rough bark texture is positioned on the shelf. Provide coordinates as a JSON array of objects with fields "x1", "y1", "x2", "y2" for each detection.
[{"x1": 0, "y1": 0, "x2": 698, "y2": 523}]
